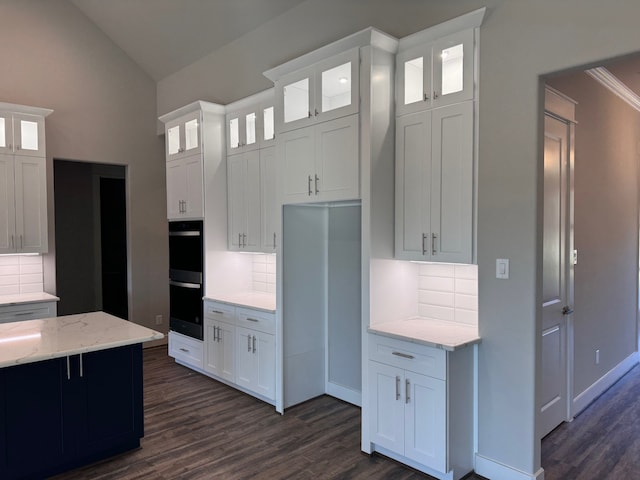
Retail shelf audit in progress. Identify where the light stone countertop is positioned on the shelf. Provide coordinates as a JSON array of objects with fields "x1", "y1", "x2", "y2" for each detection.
[
  {"x1": 0, "y1": 292, "x2": 60, "y2": 306},
  {"x1": 0, "y1": 311, "x2": 164, "y2": 368},
  {"x1": 204, "y1": 292, "x2": 276, "y2": 313},
  {"x1": 368, "y1": 317, "x2": 481, "y2": 351}
]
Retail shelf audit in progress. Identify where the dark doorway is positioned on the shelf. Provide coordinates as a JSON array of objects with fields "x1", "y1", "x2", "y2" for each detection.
[{"x1": 54, "y1": 160, "x2": 128, "y2": 318}]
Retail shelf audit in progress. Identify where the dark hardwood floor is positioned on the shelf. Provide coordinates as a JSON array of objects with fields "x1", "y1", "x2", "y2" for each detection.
[{"x1": 50, "y1": 346, "x2": 640, "y2": 480}]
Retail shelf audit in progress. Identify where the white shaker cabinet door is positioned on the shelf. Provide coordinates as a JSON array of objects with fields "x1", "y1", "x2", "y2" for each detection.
[
  {"x1": 277, "y1": 125, "x2": 315, "y2": 204},
  {"x1": 14, "y1": 156, "x2": 47, "y2": 253},
  {"x1": 368, "y1": 361, "x2": 405, "y2": 455},
  {"x1": 0, "y1": 154, "x2": 15, "y2": 254}
]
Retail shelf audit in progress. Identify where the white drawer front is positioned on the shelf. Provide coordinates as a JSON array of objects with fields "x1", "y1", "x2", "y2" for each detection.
[
  {"x1": 368, "y1": 334, "x2": 446, "y2": 380},
  {"x1": 236, "y1": 307, "x2": 275, "y2": 334},
  {"x1": 169, "y1": 331, "x2": 204, "y2": 369},
  {"x1": 0, "y1": 301, "x2": 57, "y2": 323},
  {"x1": 204, "y1": 300, "x2": 236, "y2": 323}
]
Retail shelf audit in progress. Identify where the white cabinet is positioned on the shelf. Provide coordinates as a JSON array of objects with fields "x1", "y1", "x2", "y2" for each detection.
[
  {"x1": 0, "y1": 103, "x2": 51, "y2": 255},
  {"x1": 367, "y1": 333, "x2": 474, "y2": 480},
  {"x1": 0, "y1": 300, "x2": 57, "y2": 324},
  {"x1": 260, "y1": 146, "x2": 278, "y2": 252},
  {"x1": 395, "y1": 101, "x2": 473, "y2": 263},
  {"x1": 275, "y1": 48, "x2": 359, "y2": 133},
  {"x1": 168, "y1": 330, "x2": 204, "y2": 370},
  {"x1": 227, "y1": 150, "x2": 260, "y2": 251},
  {"x1": 160, "y1": 101, "x2": 225, "y2": 221},
  {"x1": 396, "y1": 29, "x2": 474, "y2": 116},
  {"x1": 203, "y1": 299, "x2": 276, "y2": 403},
  {"x1": 226, "y1": 101, "x2": 275, "y2": 156},
  {"x1": 278, "y1": 114, "x2": 359, "y2": 204}
]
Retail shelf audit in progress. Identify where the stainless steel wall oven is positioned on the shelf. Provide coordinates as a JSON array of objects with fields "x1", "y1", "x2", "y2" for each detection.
[{"x1": 169, "y1": 220, "x2": 203, "y2": 340}]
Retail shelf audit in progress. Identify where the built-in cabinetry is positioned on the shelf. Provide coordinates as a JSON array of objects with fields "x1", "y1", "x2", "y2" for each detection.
[
  {"x1": 226, "y1": 90, "x2": 277, "y2": 252},
  {"x1": 0, "y1": 297, "x2": 58, "y2": 324},
  {"x1": 394, "y1": 27, "x2": 477, "y2": 264},
  {"x1": 203, "y1": 299, "x2": 276, "y2": 402},
  {"x1": 0, "y1": 103, "x2": 52, "y2": 254},
  {"x1": 160, "y1": 101, "x2": 225, "y2": 221},
  {"x1": 168, "y1": 330, "x2": 204, "y2": 370},
  {"x1": 367, "y1": 333, "x2": 474, "y2": 480}
]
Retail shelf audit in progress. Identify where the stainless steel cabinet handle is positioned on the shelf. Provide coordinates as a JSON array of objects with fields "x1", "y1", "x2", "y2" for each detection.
[
  {"x1": 10, "y1": 235, "x2": 14, "y2": 249},
  {"x1": 308, "y1": 111, "x2": 312, "y2": 118},
  {"x1": 66, "y1": 356, "x2": 71, "y2": 380},
  {"x1": 247, "y1": 335, "x2": 251, "y2": 352},
  {"x1": 13, "y1": 311, "x2": 33, "y2": 316},
  {"x1": 252, "y1": 335, "x2": 256, "y2": 353},
  {"x1": 19, "y1": 235, "x2": 23, "y2": 250},
  {"x1": 423, "y1": 93, "x2": 429, "y2": 101},
  {"x1": 273, "y1": 232, "x2": 276, "y2": 248},
  {"x1": 432, "y1": 233, "x2": 437, "y2": 255},
  {"x1": 79, "y1": 353, "x2": 84, "y2": 378},
  {"x1": 170, "y1": 280, "x2": 200, "y2": 289},
  {"x1": 406, "y1": 379, "x2": 411, "y2": 404},
  {"x1": 422, "y1": 233, "x2": 427, "y2": 256},
  {"x1": 238, "y1": 233, "x2": 242, "y2": 247},
  {"x1": 395, "y1": 375, "x2": 400, "y2": 400},
  {"x1": 315, "y1": 109, "x2": 319, "y2": 117},
  {"x1": 213, "y1": 325, "x2": 218, "y2": 342},
  {"x1": 179, "y1": 348, "x2": 190, "y2": 353},
  {"x1": 246, "y1": 317, "x2": 259, "y2": 323},
  {"x1": 392, "y1": 351, "x2": 415, "y2": 360},
  {"x1": 562, "y1": 306, "x2": 574, "y2": 315},
  {"x1": 315, "y1": 174, "x2": 319, "y2": 195},
  {"x1": 308, "y1": 175, "x2": 312, "y2": 196},
  {"x1": 433, "y1": 91, "x2": 439, "y2": 99},
  {"x1": 211, "y1": 310, "x2": 224, "y2": 315},
  {"x1": 243, "y1": 233, "x2": 247, "y2": 248}
]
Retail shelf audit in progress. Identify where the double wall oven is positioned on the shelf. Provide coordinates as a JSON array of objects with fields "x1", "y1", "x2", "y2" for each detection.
[{"x1": 169, "y1": 220, "x2": 203, "y2": 340}]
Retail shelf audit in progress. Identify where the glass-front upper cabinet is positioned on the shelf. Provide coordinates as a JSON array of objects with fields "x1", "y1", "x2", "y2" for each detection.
[
  {"x1": 0, "y1": 113, "x2": 46, "y2": 157},
  {"x1": 261, "y1": 104, "x2": 275, "y2": 148},
  {"x1": 396, "y1": 29, "x2": 474, "y2": 116},
  {"x1": 227, "y1": 108, "x2": 259, "y2": 156},
  {"x1": 166, "y1": 111, "x2": 202, "y2": 160},
  {"x1": 276, "y1": 47, "x2": 359, "y2": 133}
]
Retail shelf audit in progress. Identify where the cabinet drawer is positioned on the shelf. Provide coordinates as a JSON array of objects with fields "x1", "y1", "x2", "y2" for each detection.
[
  {"x1": 204, "y1": 300, "x2": 235, "y2": 323},
  {"x1": 169, "y1": 331, "x2": 204, "y2": 369},
  {"x1": 0, "y1": 301, "x2": 57, "y2": 323},
  {"x1": 236, "y1": 307, "x2": 275, "y2": 334},
  {"x1": 368, "y1": 334, "x2": 446, "y2": 380}
]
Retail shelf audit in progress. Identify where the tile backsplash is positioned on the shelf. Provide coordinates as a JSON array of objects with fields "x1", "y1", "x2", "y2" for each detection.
[
  {"x1": 252, "y1": 254, "x2": 276, "y2": 294},
  {"x1": 0, "y1": 255, "x2": 44, "y2": 295},
  {"x1": 418, "y1": 263, "x2": 477, "y2": 326}
]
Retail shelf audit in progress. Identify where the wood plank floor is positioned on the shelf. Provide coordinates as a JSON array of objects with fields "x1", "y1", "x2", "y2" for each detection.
[{"x1": 51, "y1": 345, "x2": 640, "y2": 479}]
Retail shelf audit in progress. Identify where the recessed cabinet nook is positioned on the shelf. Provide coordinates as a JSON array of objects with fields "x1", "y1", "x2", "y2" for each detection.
[
  {"x1": 0, "y1": 103, "x2": 52, "y2": 254},
  {"x1": 162, "y1": 7, "x2": 484, "y2": 480}
]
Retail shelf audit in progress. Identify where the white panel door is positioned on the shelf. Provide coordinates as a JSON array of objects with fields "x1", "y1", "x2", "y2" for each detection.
[
  {"x1": 430, "y1": 102, "x2": 473, "y2": 263},
  {"x1": 244, "y1": 150, "x2": 261, "y2": 250},
  {"x1": 404, "y1": 371, "x2": 447, "y2": 472},
  {"x1": 236, "y1": 327, "x2": 255, "y2": 392},
  {"x1": 227, "y1": 154, "x2": 247, "y2": 249},
  {"x1": 184, "y1": 154, "x2": 204, "y2": 218},
  {"x1": 0, "y1": 154, "x2": 15, "y2": 253},
  {"x1": 540, "y1": 112, "x2": 572, "y2": 438},
  {"x1": 395, "y1": 111, "x2": 430, "y2": 260},
  {"x1": 315, "y1": 114, "x2": 359, "y2": 202},
  {"x1": 260, "y1": 146, "x2": 278, "y2": 252},
  {"x1": 14, "y1": 156, "x2": 47, "y2": 253},
  {"x1": 368, "y1": 361, "x2": 405, "y2": 455},
  {"x1": 254, "y1": 331, "x2": 276, "y2": 400},
  {"x1": 206, "y1": 320, "x2": 236, "y2": 382},
  {"x1": 166, "y1": 158, "x2": 186, "y2": 219},
  {"x1": 277, "y1": 125, "x2": 315, "y2": 204}
]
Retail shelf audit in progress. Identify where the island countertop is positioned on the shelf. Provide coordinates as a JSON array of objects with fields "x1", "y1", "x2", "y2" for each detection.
[{"x1": 0, "y1": 311, "x2": 164, "y2": 368}]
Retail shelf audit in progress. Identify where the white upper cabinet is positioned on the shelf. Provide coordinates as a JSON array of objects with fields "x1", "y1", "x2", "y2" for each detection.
[
  {"x1": 165, "y1": 110, "x2": 202, "y2": 161},
  {"x1": 260, "y1": 146, "x2": 277, "y2": 252},
  {"x1": 0, "y1": 111, "x2": 47, "y2": 157},
  {"x1": 227, "y1": 108, "x2": 259, "y2": 155},
  {"x1": 275, "y1": 48, "x2": 359, "y2": 133},
  {"x1": 396, "y1": 29, "x2": 474, "y2": 116}
]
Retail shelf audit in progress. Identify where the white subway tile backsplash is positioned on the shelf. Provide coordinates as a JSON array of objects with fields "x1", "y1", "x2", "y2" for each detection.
[
  {"x1": 419, "y1": 263, "x2": 455, "y2": 278},
  {"x1": 418, "y1": 304, "x2": 455, "y2": 322},
  {"x1": 419, "y1": 275, "x2": 455, "y2": 292},
  {"x1": 419, "y1": 290, "x2": 455, "y2": 308},
  {"x1": 455, "y1": 264, "x2": 478, "y2": 280},
  {"x1": 252, "y1": 254, "x2": 276, "y2": 294},
  {"x1": 455, "y1": 293, "x2": 478, "y2": 311},
  {"x1": 455, "y1": 278, "x2": 478, "y2": 295},
  {"x1": 455, "y1": 308, "x2": 478, "y2": 326},
  {"x1": 0, "y1": 255, "x2": 44, "y2": 296}
]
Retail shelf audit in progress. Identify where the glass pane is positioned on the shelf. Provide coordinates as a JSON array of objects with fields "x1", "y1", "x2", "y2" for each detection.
[
  {"x1": 321, "y1": 62, "x2": 351, "y2": 113},
  {"x1": 441, "y1": 43, "x2": 464, "y2": 96},
  {"x1": 263, "y1": 107, "x2": 274, "y2": 141},
  {"x1": 404, "y1": 57, "x2": 424, "y2": 105},
  {"x1": 184, "y1": 119, "x2": 199, "y2": 151},
  {"x1": 20, "y1": 120, "x2": 38, "y2": 151},
  {"x1": 167, "y1": 125, "x2": 180, "y2": 155},
  {"x1": 246, "y1": 112, "x2": 256, "y2": 146},
  {"x1": 229, "y1": 117, "x2": 240, "y2": 149},
  {"x1": 0, "y1": 118, "x2": 5, "y2": 148},
  {"x1": 283, "y1": 78, "x2": 309, "y2": 123}
]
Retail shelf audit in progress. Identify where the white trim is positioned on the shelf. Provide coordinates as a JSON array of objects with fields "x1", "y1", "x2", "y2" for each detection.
[
  {"x1": 325, "y1": 382, "x2": 361, "y2": 407},
  {"x1": 159, "y1": 100, "x2": 225, "y2": 124},
  {"x1": 585, "y1": 67, "x2": 640, "y2": 113},
  {"x1": 572, "y1": 351, "x2": 639, "y2": 415},
  {"x1": 475, "y1": 454, "x2": 545, "y2": 480},
  {"x1": 0, "y1": 102, "x2": 53, "y2": 117}
]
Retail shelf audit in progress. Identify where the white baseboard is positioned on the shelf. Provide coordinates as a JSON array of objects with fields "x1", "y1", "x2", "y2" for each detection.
[
  {"x1": 326, "y1": 382, "x2": 361, "y2": 407},
  {"x1": 572, "y1": 351, "x2": 639, "y2": 416},
  {"x1": 475, "y1": 454, "x2": 544, "y2": 480}
]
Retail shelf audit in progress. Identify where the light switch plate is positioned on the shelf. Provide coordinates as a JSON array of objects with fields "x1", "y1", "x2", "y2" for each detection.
[{"x1": 496, "y1": 258, "x2": 509, "y2": 279}]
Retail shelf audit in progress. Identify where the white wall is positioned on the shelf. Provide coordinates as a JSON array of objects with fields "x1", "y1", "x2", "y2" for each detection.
[{"x1": 0, "y1": 0, "x2": 167, "y2": 335}]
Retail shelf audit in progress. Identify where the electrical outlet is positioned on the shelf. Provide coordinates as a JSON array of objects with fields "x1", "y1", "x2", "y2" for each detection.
[
  {"x1": 595, "y1": 349, "x2": 600, "y2": 365},
  {"x1": 155, "y1": 314, "x2": 163, "y2": 325}
]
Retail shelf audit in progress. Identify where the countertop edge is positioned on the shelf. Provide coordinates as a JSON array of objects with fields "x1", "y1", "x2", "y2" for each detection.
[
  {"x1": 0, "y1": 293, "x2": 60, "y2": 307},
  {"x1": 367, "y1": 326, "x2": 481, "y2": 351},
  {"x1": 204, "y1": 295, "x2": 276, "y2": 314}
]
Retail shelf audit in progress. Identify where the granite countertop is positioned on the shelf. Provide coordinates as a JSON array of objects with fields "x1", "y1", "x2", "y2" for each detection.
[
  {"x1": 0, "y1": 311, "x2": 164, "y2": 368},
  {"x1": 0, "y1": 292, "x2": 60, "y2": 307},
  {"x1": 368, "y1": 317, "x2": 481, "y2": 351},
  {"x1": 205, "y1": 292, "x2": 276, "y2": 313}
]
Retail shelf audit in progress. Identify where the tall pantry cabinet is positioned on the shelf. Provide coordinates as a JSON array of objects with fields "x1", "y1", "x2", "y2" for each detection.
[{"x1": 0, "y1": 103, "x2": 52, "y2": 254}]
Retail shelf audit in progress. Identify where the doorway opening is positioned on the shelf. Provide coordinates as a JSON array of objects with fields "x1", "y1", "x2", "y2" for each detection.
[{"x1": 54, "y1": 159, "x2": 128, "y2": 319}]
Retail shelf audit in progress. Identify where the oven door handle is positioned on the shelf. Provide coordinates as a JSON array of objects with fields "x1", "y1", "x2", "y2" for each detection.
[
  {"x1": 169, "y1": 231, "x2": 201, "y2": 237},
  {"x1": 169, "y1": 280, "x2": 201, "y2": 289}
]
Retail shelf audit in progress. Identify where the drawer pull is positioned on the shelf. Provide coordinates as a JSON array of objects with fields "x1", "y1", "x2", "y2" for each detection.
[
  {"x1": 13, "y1": 311, "x2": 35, "y2": 316},
  {"x1": 210, "y1": 310, "x2": 224, "y2": 315},
  {"x1": 246, "y1": 317, "x2": 259, "y2": 322},
  {"x1": 392, "y1": 351, "x2": 415, "y2": 360},
  {"x1": 179, "y1": 348, "x2": 190, "y2": 353}
]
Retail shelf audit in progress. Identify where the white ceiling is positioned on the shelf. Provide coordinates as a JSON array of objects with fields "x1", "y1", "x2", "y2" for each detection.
[{"x1": 70, "y1": 0, "x2": 308, "y2": 81}]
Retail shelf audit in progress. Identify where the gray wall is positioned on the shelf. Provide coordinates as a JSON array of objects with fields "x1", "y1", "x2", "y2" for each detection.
[
  {"x1": 0, "y1": 0, "x2": 168, "y2": 335},
  {"x1": 548, "y1": 73, "x2": 640, "y2": 399}
]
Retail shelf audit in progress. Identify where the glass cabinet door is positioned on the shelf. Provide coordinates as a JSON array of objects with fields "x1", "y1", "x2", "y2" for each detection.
[
  {"x1": 167, "y1": 123, "x2": 181, "y2": 157},
  {"x1": 227, "y1": 108, "x2": 260, "y2": 155},
  {"x1": 0, "y1": 114, "x2": 9, "y2": 154},
  {"x1": 228, "y1": 116, "x2": 241, "y2": 152},
  {"x1": 396, "y1": 45, "x2": 431, "y2": 116},
  {"x1": 432, "y1": 29, "x2": 474, "y2": 107},
  {"x1": 12, "y1": 114, "x2": 45, "y2": 157},
  {"x1": 283, "y1": 75, "x2": 312, "y2": 126},
  {"x1": 315, "y1": 47, "x2": 359, "y2": 123},
  {"x1": 261, "y1": 105, "x2": 275, "y2": 147},
  {"x1": 245, "y1": 112, "x2": 257, "y2": 148},
  {"x1": 184, "y1": 116, "x2": 200, "y2": 153}
]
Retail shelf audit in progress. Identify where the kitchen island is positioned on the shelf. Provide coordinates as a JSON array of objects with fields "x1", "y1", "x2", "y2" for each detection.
[{"x1": 0, "y1": 311, "x2": 164, "y2": 480}]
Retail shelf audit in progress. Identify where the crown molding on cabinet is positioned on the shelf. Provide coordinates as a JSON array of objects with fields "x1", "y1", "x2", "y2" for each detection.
[
  {"x1": 0, "y1": 102, "x2": 53, "y2": 118},
  {"x1": 158, "y1": 100, "x2": 225, "y2": 124}
]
